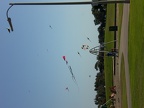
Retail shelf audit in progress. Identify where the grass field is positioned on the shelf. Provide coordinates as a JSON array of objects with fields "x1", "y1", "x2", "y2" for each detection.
[
  {"x1": 104, "y1": 4, "x2": 115, "y2": 100},
  {"x1": 128, "y1": 0, "x2": 144, "y2": 107},
  {"x1": 104, "y1": 4, "x2": 123, "y2": 100},
  {"x1": 120, "y1": 54, "x2": 128, "y2": 108},
  {"x1": 104, "y1": 2, "x2": 130, "y2": 108},
  {"x1": 105, "y1": 0, "x2": 144, "y2": 108},
  {"x1": 117, "y1": 4, "x2": 123, "y2": 44}
]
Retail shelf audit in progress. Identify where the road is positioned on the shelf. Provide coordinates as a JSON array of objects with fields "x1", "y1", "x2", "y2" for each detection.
[{"x1": 114, "y1": 4, "x2": 131, "y2": 108}]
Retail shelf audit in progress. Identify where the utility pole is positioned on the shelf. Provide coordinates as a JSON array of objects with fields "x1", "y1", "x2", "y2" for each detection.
[
  {"x1": 9, "y1": 1, "x2": 130, "y2": 6},
  {"x1": 7, "y1": 0, "x2": 130, "y2": 31}
]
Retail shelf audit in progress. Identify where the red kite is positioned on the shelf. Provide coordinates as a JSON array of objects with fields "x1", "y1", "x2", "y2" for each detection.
[
  {"x1": 62, "y1": 56, "x2": 79, "y2": 90},
  {"x1": 62, "y1": 56, "x2": 66, "y2": 61}
]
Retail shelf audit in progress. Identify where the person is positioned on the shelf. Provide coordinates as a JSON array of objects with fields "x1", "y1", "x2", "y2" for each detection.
[
  {"x1": 110, "y1": 104, "x2": 115, "y2": 108},
  {"x1": 109, "y1": 86, "x2": 116, "y2": 93},
  {"x1": 111, "y1": 48, "x2": 118, "y2": 53},
  {"x1": 106, "y1": 52, "x2": 118, "y2": 57},
  {"x1": 109, "y1": 93, "x2": 115, "y2": 99},
  {"x1": 110, "y1": 86, "x2": 116, "y2": 89}
]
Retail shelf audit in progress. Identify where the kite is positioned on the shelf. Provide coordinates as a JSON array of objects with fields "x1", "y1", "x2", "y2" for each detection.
[
  {"x1": 68, "y1": 65, "x2": 79, "y2": 90},
  {"x1": 62, "y1": 56, "x2": 68, "y2": 65},
  {"x1": 65, "y1": 87, "x2": 69, "y2": 91},
  {"x1": 77, "y1": 52, "x2": 81, "y2": 57},
  {"x1": 49, "y1": 25, "x2": 53, "y2": 29},
  {"x1": 81, "y1": 45, "x2": 89, "y2": 50},
  {"x1": 7, "y1": 28, "x2": 10, "y2": 33},
  {"x1": 62, "y1": 56, "x2": 79, "y2": 89},
  {"x1": 87, "y1": 37, "x2": 91, "y2": 42},
  {"x1": 95, "y1": 40, "x2": 118, "y2": 49},
  {"x1": 65, "y1": 60, "x2": 68, "y2": 65},
  {"x1": 62, "y1": 56, "x2": 66, "y2": 61}
]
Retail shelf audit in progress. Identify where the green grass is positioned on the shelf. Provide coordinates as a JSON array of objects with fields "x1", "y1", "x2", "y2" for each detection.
[
  {"x1": 104, "y1": 4, "x2": 115, "y2": 100},
  {"x1": 105, "y1": 1, "x2": 144, "y2": 108},
  {"x1": 117, "y1": 4, "x2": 123, "y2": 43},
  {"x1": 128, "y1": 0, "x2": 144, "y2": 107},
  {"x1": 120, "y1": 54, "x2": 128, "y2": 108},
  {"x1": 117, "y1": 4, "x2": 123, "y2": 27},
  {"x1": 104, "y1": 4, "x2": 123, "y2": 100}
]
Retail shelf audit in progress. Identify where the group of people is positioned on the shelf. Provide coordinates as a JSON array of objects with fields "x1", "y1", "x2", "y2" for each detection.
[
  {"x1": 106, "y1": 49, "x2": 118, "y2": 57},
  {"x1": 109, "y1": 86, "x2": 117, "y2": 108},
  {"x1": 101, "y1": 86, "x2": 117, "y2": 108}
]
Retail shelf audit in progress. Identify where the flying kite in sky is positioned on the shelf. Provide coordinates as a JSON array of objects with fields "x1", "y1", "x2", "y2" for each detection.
[
  {"x1": 87, "y1": 37, "x2": 91, "y2": 42},
  {"x1": 95, "y1": 40, "x2": 118, "y2": 49},
  {"x1": 68, "y1": 66, "x2": 76, "y2": 82},
  {"x1": 7, "y1": 28, "x2": 10, "y2": 33},
  {"x1": 65, "y1": 60, "x2": 68, "y2": 65},
  {"x1": 62, "y1": 56, "x2": 66, "y2": 61},
  {"x1": 68, "y1": 65, "x2": 79, "y2": 90},
  {"x1": 68, "y1": 66, "x2": 77, "y2": 81},
  {"x1": 49, "y1": 25, "x2": 53, "y2": 29},
  {"x1": 81, "y1": 45, "x2": 89, "y2": 50},
  {"x1": 77, "y1": 52, "x2": 81, "y2": 57},
  {"x1": 62, "y1": 56, "x2": 79, "y2": 89},
  {"x1": 65, "y1": 87, "x2": 69, "y2": 91},
  {"x1": 62, "y1": 56, "x2": 68, "y2": 65}
]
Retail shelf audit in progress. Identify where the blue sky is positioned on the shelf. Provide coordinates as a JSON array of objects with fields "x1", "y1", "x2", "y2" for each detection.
[{"x1": 0, "y1": 0, "x2": 99, "y2": 108}]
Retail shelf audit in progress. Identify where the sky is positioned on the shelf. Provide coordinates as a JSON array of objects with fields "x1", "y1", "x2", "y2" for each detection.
[{"x1": 0, "y1": 0, "x2": 99, "y2": 108}]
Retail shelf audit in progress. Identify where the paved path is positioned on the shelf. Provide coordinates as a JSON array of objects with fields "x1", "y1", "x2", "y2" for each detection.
[
  {"x1": 114, "y1": 4, "x2": 131, "y2": 108},
  {"x1": 119, "y1": 4, "x2": 131, "y2": 108}
]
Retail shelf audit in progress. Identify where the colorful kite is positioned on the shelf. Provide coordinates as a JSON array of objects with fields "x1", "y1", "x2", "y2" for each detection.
[
  {"x1": 62, "y1": 56, "x2": 66, "y2": 61},
  {"x1": 81, "y1": 45, "x2": 89, "y2": 50},
  {"x1": 62, "y1": 56, "x2": 79, "y2": 89},
  {"x1": 62, "y1": 56, "x2": 68, "y2": 64}
]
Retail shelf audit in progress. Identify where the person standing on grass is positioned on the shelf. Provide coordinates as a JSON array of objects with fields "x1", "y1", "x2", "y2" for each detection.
[{"x1": 106, "y1": 52, "x2": 118, "y2": 57}]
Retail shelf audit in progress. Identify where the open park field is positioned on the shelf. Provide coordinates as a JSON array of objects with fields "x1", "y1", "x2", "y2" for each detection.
[{"x1": 105, "y1": 0, "x2": 144, "y2": 108}]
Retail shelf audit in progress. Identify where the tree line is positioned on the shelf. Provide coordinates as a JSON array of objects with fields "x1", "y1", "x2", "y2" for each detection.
[{"x1": 91, "y1": 2, "x2": 107, "y2": 108}]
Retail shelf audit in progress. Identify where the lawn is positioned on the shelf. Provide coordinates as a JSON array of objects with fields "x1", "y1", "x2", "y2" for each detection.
[
  {"x1": 105, "y1": 1, "x2": 144, "y2": 108},
  {"x1": 128, "y1": 0, "x2": 144, "y2": 107},
  {"x1": 104, "y1": 4, "x2": 123, "y2": 100},
  {"x1": 104, "y1": 4, "x2": 115, "y2": 100},
  {"x1": 104, "y1": 3, "x2": 130, "y2": 108},
  {"x1": 120, "y1": 54, "x2": 128, "y2": 108}
]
